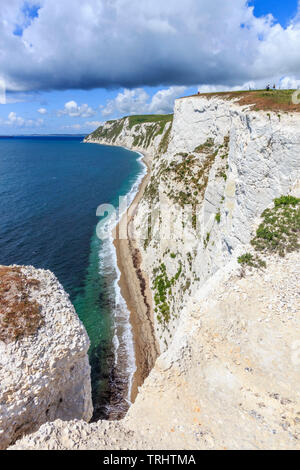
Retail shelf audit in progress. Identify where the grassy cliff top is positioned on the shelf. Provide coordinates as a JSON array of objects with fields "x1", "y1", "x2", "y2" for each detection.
[
  {"x1": 105, "y1": 114, "x2": 173, "y2": 127},
  {"x1": 127, "y1": 114, "x2": 173, "y2": 129},
  {"x1": 88, "y1": 113, "x2": 173, "y2": 143},
  {"x1": 183, "y1": 89, "x2": 300, "y2": 112}
]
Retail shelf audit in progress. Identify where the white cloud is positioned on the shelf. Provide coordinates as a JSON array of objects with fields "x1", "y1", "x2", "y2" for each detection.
[
  {"x1": 101, "y1": 86, "x2": 186, "y2": 118},
  {"x1": 62, "y1": 120, "x2": 104, "y2": 131},
  {"x1": 58, "y1": 100, "x2": 96, "y2": 118},
  {"x1": 2, "y1": 111, "x2": 43, "y2": 128},
  {"x1": 0, "y1": 1, "x2": 300, "y2": 92},
  {"x1": 62, "y1": 123, "x2": 82, "y2": 130},
  {"x1": 37, "y1": 107, "x2": 47, "y2": 114},
  {"x1": 6, "y1": 112, "x2": 25, "y2": 126},
  {"x1": 197, "y1": 81, "x2": 256, "y2": 93},
  {"x1": 0, "y1": 77, "x2": 5, "y2": 104},
  {"x1": 279, "y1": 76, "x2": 300, "y2": 89},
  {"x1": 85, "y1": 120, "x2": 104, "y2": 128},
  {"x1": 149, "y1": 86, "x2": 186, "y2": 113},
  {"x1": 102, "y1": 89, "x2": 150, "y2": 117},
  {"x1": 197, "y1": 75, "x2": 300, "y2": 93}
]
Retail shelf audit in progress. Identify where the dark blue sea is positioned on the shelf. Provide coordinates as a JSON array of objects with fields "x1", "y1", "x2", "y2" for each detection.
[{"x1": 0, "y1": 135, "x2": 144, "y2": 419}]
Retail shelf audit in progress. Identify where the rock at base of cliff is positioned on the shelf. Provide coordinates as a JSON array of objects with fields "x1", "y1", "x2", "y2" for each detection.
[{"x1": 0, "y1": 265, "x2": 93, "y2": 449}]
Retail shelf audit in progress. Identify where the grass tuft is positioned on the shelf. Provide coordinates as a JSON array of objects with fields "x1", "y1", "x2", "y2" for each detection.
[
  {"x1": 153, "y1": 262, "x2": 182, "y2": 325},
  {"x1": 238, "y1": 253, "x2": 266, "y2": 269},
  {"x1": 189, "y1": 89, "x2": 300, "y2": 113},
  {"x1": 0, "y1": 267, "x2": 42, "y2": 343}
]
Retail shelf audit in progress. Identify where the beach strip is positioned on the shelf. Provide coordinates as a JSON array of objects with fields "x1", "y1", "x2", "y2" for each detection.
[{"x1": 113, "y1": 152, "x2": 159, "y2": 403}]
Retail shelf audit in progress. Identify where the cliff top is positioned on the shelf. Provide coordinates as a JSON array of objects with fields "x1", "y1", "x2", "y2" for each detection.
[
  {"x1": 0, "y1": 265, "x2": 92, "y2": 449},
  {"x1": 86, "y1": 90, "x2": 300, "y2": 143},
  {"x1": 180, "y1": 89, "x2": 300, "y2": 113},
  {"x1": 86, "y1": 113, "x2": 173, "y2": 145},
  {"x1": 113, "y1": 114, "x2": 172, "y2": 128},
  {"x1": 0, "y1": 266, "x2": 42, "y2": 343}
]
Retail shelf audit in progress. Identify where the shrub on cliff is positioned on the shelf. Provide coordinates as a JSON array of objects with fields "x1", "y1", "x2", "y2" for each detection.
[
  {"x1": 251, "y1": 195, "x2": 300, "y2": 257},
  {"x1": 238, "y1": 195, "x2": 300, "y2": 269}
]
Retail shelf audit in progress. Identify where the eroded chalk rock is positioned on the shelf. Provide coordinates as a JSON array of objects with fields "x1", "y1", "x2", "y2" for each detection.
[{"x1": 0, "y1": 265, "x2": 92, "y2": 449}]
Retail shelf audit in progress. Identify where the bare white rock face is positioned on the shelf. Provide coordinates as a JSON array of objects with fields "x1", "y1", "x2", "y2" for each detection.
[
  {"x1": 0, "y1": 266, "x2": 93, "y2": 449},
  {"x1": 9, "y1": 251, "x2": 300, "y2": 450},
  {"x1": 85, "y1": 97, "x2": 300, "y2": 352},
  {"x1": 132, "y1": 97, "x2": 300, "y2": 351}
]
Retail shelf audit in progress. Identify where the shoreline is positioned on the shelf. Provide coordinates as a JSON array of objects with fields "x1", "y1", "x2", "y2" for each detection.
[
  {"x1": 86, "y1": 138, "x2": 160, "y2": 408},
  {"x1": 113, "y1": 149, "x2": 159, "y2": 404}
]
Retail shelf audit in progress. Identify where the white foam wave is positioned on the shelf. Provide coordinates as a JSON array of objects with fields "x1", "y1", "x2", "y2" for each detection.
[{"x1": 98, "y1": 151, "x2": 146, "y2": 405}]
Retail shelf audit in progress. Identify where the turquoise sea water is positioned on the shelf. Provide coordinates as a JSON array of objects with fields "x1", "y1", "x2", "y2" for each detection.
[{"x1": 0, "y1": 136, "x2": 144, "y2": 419}]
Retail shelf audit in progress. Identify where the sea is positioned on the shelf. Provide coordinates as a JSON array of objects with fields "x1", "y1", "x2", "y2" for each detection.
[{"x1": 0, "y1": 135, "x2": 146, "y2": 420}]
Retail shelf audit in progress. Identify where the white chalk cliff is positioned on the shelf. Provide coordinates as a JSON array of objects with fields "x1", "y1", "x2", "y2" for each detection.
[
  {"x1": 6, "y1": 95, "x2": 300, "y2": 449},
  {"x1": 0, "y1": 266, "x2": 92, "y2": 449},
  {"x1": 86, "y1": 97, "x2": 300, "y2": 351}
]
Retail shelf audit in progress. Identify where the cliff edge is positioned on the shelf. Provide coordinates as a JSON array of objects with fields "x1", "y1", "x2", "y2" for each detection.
[{"x1": 0, "y1": 265, "x2": 92, "y2": 449}]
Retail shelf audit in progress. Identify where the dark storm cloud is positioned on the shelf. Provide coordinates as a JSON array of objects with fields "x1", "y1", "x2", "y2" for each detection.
[{"x1": 1, "y1": 0, "x2": 300, "y2": 92}]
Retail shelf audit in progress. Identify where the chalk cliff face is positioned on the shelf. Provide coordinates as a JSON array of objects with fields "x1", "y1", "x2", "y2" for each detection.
[
  {"x1": 0, "y1": 266, "x2": 92, "y2": 449},
  {"x1": 140, "y1": 97, "x2": 300, "y2": 350},
  {"x1": 8, "y1": 96, "x2": 300, "y2": 449},
  {"x1": 10, "y1": 250, "x2": 300, "y2": 450},
  {"x1": 86, "y1": 98, "x2": 300, "y2": 351},
  {"x1": 84, "y1": 114, "x2": 172, "y2": 157}
]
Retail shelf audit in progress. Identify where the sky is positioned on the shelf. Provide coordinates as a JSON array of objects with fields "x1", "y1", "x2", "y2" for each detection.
[{"x1": 0, "y1": 0, "x2": 300, "y2": 134}]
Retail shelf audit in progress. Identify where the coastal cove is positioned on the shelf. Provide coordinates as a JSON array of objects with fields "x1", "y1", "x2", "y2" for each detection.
[
  {"x1": 0, "y1": 135, "x2": 145, "y2": 420},
  {"x1": 4, "y1": 94, "x2": 300, "y2": 450},
  {"x1": 2, "y1": 0, "x2": 300, "y2": 452}
]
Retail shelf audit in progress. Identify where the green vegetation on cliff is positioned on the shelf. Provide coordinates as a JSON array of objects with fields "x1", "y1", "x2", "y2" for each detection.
[
  {"x1": 131, "y1": 114, "x2": 173, "y2": 149},
  {"x1": 189, "y1": 89, "x2": 300, "y2": 113},
  {"x1": 128, "y1": 114, "x2": 173, "y2": 129},
  {"x1": 166, "y1": 139, "x2": 218, "y2": 209},
  {"x1": 87, "y1": 114, "x2": 173, "y2": 149},
  {"x1": 88, "y1": 118, "x2": 126, "y2": 142},
  {"x1": 153, "y1": 261, "x2": 182, "y2": 325},
  {"x1": 251, "y1": 195, "x2": 300, "y2": 256},
  {"x1": 238, "y1": 195, "x2": 300, "y2": 269}
]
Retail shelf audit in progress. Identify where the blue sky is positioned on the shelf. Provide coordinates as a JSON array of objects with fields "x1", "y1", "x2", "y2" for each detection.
[
  {"x1": 0, "y1": 86, "x2": 194, "y2": 135},
  {"x1": 0, "y1": 0, "x2": 300, "y2": 135},
  {"x1": 250, "y1": 0, "x2": 299, "y2": 26}
]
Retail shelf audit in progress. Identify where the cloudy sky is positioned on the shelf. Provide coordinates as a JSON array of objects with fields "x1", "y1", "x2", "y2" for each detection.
[{"x1": 0, "y1": 0, "x2": 300, "y2": 134}]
